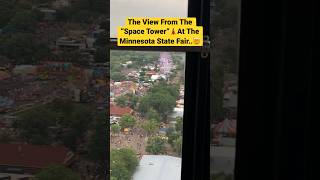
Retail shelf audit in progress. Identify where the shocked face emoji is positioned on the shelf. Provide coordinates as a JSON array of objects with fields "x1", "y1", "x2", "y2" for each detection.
[{"x1": 193, "y1": 37, "x2": 201, "y2": 45}]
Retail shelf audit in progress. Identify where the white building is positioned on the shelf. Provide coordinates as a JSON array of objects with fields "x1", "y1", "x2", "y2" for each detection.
[
  {"x1": 169, "y1": 107, "x2": 184, "y2": 119},
  {"x1": 133, "y1": 155, "x2": 181, "y2": 180},
  {"x1": 151, "y1": 75, "x2": 160, "y2": 81}
]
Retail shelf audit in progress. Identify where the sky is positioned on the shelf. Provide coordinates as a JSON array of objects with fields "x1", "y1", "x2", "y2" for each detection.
[{"x1": 110, "y1": 0, "x2": 188, "y2": 37}]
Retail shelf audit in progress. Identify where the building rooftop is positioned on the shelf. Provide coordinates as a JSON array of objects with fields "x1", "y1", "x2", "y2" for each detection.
[
  {"x1": 133, "y1": 155, "x2": 181, "y2": 180},
  {"x1": 110, "y1": 105, "x2": 133, "y2": 117},
  {"x1": 213, "y1": 119, "x2": 237, "y2": 135},
  {"x1": 0, "y1": 144, "x2": 74, "y2": 169}
]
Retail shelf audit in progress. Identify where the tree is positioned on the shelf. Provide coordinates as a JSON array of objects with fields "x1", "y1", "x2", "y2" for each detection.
[
  {"x1": 166, "y1": 127, "x2": 180, "y2": 146},
  {"x1": 5, "y1": 10, "x2": 37, "y2": 33},
  {"x1": 150, "y1": 83, "x2": 179, "y2": 99},
  {"x1": 111, "y1": 148, "x2": 138, "y2": 180},
  {"x1": 146, "y1": 108, "x2": 160, "y2": 122},
  {"x1": 111, "y1": 124, "x2": 121, "y2": 134},
  {"x1": 115, "y1": 93, "x2": 139, "y2": 109},
  {"x1": 0, "y1": 0, "x2": 14, "y2": 27},
  {"x1": 14, "y1": 99, "x2": 93, "y2": 148},
  {"x1": 139, "y1": 75, "x2": 146, "y2": 82},
  {"x1": 139, "y1": 91, "x2": 176, "y2": 118},
  {"x1": 115, "y1": 95, "x2": 127, "y2": 107},
  {"x1": 139, "y1": 70, "x2": 146, "y2": 82},
  {"x1": 146, "y1": 136, "x2": 167, "y2": 154},
  {"x1": 119, "y1": 114, "x2": 136, "y2": 128},
  {"x1": 138, "y1": 83, "x2": 178, "y2": 118},
  {"x1": 173, "y1": 135, "x2": 182, "y2": 156},
  {"x1": 14, "y1": 106, "x2": 56, "y2": 144},
  {"x1": 87, "y1": 113, "x2": 108, "y2": 176},
  {"x1": 111, "y1": 72, "x2": 126, "y2": 81},
  {"x1": 141, "y1": 119, "x2": 159, "y2": 135},
  {"x1": 0, "y1": 33, "x2": 50, "y2": 64},
  {"x1": 36, "y1": 165, "x2": 80, "y2": 180},
  {"x1": 126, "y1": 93, "x2": 139, "y2": 109},
  {"x1": 59, "y1": 103, "x2": 92, "y2": 150},
  {"x1": 175, "y1": 117, "x2": 183, "y2": 133},
  {"x1": 47, "y1": 99, "x2": 74, "y2": 114}
]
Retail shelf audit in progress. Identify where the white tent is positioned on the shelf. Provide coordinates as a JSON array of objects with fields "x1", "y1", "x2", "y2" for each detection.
[
  {"x1": 133, "y1": 155, "x2": 181, "y2": 180},
  {"x1": 151, "y1": 75, "x2": 160, "y2": 81}
]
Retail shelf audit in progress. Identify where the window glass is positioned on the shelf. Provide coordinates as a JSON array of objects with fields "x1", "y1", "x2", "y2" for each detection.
[
  {"x1": 210, "y1": 0, "x2": 241, "y2": 179},
  {"x1": 0, "y1": 0, "x2": 108, "y2": 179},
  {"x1": 110, "y1": 50, "x2": 185, "y2": 180},
  {"x1": 110, "y1": 1, "x2": 188, "y2": 180}
]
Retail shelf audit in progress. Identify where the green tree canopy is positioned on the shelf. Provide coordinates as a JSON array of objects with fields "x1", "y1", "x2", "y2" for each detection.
[
  {"x1": 87, "y1": 113, "x2": 108, "y2": 167},
  {"x1": 36, "y1": 165, "x2": 80, "y2": 180},
  {"x1": 126, "y1": 93, "x2": 139, "y2": 109},
  {"x1": 5, "y1": 10, "x2": 37, "y2": 33},
  {"x1": 146, "y1": 108, "x2": 161, "y2": 122},
  {"x1": 119, "y1": 114, "x2": 136, "y2": 128},
  {"x1": 111, "y1": 148, "x2": 138, "y2": 180},
  {"x1": 175, "y1": 117, "x2": 183, "y2": 133},
  {"x1": 166, "y1": 127, "x2": 180, "y2": 146},
  {"x1": 111, "y1": 124, "x2": 121, "y2": 134},
  {"x1": 150, "y1": 83, "x2": 179, "y2": 99},
  {"x1": 14, "y1": 106, "x2": 56, "y2": 144},
  {"x1": 14, "y1": 99, "x2": 92, "y2": 149},
  {"x1": 146, "y1": 136, "x2": 167, "y2": 154},
  {"x1": 139, "y1": 90, "x2": 176, "y2": 118},
  {"x1": 115, "y1": 95, "x2": 127, "y2": 107},
  {"x1": 141, "y1": 119, "x2": 159, "y2": 135},
  {"x1": 115, "y1": 93, "x2": 139, "y2": 109},
  {"x1": 173, "y1": 135, "x2": 182, "y2": 156},
  {"x1": 0, "y1": 33, "x2": 50, "y2": 64},
  {"x1": 111, "y1": 72, "x2": 127, "y2": 82},
  {"x1": 139, "y1": 83, "x2": 178, "y2": 118}
]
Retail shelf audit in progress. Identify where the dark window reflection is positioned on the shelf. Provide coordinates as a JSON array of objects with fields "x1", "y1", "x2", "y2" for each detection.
[{"x1": 210, "y1": 0, "x2": 240, "y2": 179}]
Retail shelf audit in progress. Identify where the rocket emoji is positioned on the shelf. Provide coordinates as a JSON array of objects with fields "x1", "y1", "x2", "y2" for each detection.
[{"x1": 171, "y1": 28, "x2": 175, "y2": 35}]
